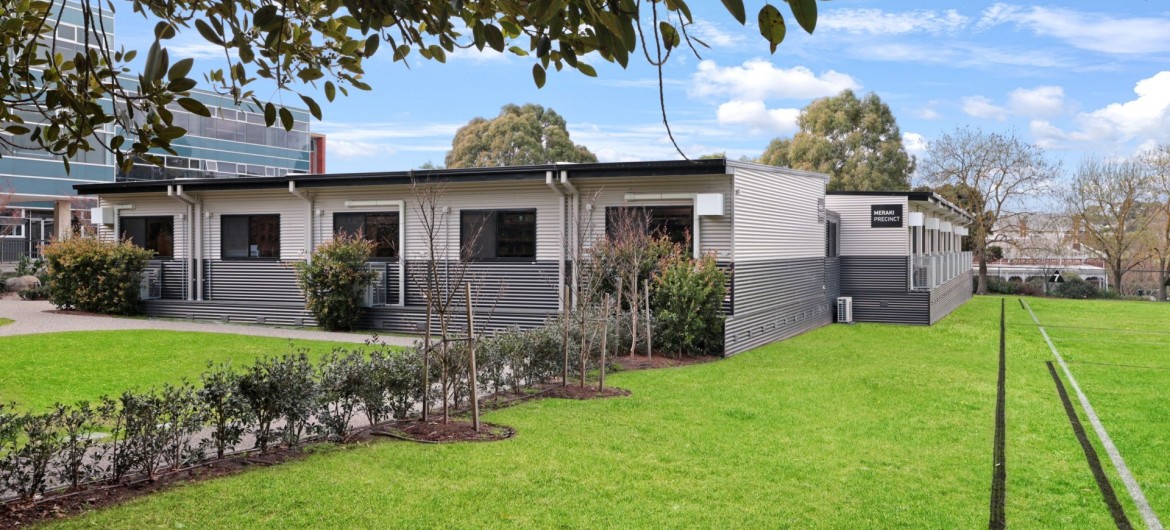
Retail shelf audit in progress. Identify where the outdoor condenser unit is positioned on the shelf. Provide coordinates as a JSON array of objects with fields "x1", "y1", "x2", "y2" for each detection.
[
  {"x1": 139, "y1": 268, "x2": 162, "y2": 300},
  {"x1": 361, "y1": 267, "x2": 387, "y2": 307},
  {"x1": 836, "y1": 296, "x2": 853, "y2": 324}
]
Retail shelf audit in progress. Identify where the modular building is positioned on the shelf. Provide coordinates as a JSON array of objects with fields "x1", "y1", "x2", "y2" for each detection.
[{"x1": 76, "y1": 160, "x2": 974, "y2": 355}]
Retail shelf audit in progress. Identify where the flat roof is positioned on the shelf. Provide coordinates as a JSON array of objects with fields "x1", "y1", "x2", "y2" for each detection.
[
  {"x1": 75, "y1": 159, "x2": 732, "y2": 195},
  {"x1": 827, "y1": 190, "x2": 975, "y2": 223}
]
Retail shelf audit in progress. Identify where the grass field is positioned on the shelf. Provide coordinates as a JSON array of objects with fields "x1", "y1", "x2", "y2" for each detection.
[
  {"x1": 31, "y1": 296, "x2": 1166, "y2": 529},
  {"x1": 0, "y1": 331, "x2": 364, "y2": 410},
  {"x1": 1021, "y1": 297, "x2": 1170, "y2": 528}
]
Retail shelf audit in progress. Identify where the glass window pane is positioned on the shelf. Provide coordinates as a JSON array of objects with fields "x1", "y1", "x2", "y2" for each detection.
[
  {"x1": 460, "y1": 211, "x2": 495, "y2": 260},
  {"x1": 496, "y1": 210, "x2": 536, "y2": 258},
  {"x1": 222, "y1": 216, "x2": 250, "y2": 258},
  {"x1": 250, "y1": 215, "x2": 280, "y2": 258}
]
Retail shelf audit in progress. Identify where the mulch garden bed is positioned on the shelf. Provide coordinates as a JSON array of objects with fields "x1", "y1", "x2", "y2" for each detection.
[
  {"x1": 0, "y1": 445, "x2": 313, "y2": 529},
  {"x1": 612, "y1": 354, "x2": 716, "y2": 371},
  {"x1": 373, "y1": 419, "x2": 515, "y2": 444},
  {"x1": 541, "y1": 385, "x2": 631, "y2": 400}
]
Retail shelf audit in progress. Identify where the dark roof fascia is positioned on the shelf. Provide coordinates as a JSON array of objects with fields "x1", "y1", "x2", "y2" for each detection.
[
  {"x1": 827, "y1": 190, "x2": 975, "y2": 223},
  {"x1": 74, "y1": 159, "x2": 730, "y2": 195}
]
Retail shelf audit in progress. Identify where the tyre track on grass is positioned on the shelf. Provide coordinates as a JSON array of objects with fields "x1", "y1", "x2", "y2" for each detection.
[
  {"x1": 1021, "y1": 298, "x2": 1162, "y2": 530},
  {"x1": 989, "y1": 299, "x2": 1007, "y2": 530}
]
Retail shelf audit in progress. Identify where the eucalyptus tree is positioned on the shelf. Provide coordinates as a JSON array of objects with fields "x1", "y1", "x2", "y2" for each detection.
[
  {"x1": 760, "y1": 90, "x2": 915, "y2": 191},
  {"x1": 1, "y1": 0, "x2": 819, "y2": 171},
  {"x1": 445, "y1": 104, "x2": 595, "y2": 168}
]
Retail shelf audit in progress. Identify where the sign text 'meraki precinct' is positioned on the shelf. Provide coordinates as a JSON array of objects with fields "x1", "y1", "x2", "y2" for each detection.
[{"x1": 871, "y1": 204, "x2": 904, "y2": 228}]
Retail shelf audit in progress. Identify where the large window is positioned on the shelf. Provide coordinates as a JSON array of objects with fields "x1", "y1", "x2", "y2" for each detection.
[
  {"x1": 825, "y1": 220, "x2": 839, "y2": 258},
  {"x1": 221, "y1": 215, "x2": 280, "y2": 259},
  {"x1": 461, "y1": 209, "x2": 537, "y2": 261},
  {"x1": 334, "y1": 212, "x2": 399, "y2": 260},
  {"x1": 606, "y1": 205, "x2": 694, "y2": 248},
  {"x1": 121, "y1": 216, "x2": 174, "y2": 258}
]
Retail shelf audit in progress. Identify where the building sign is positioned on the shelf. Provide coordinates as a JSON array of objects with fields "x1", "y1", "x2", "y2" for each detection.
[{"x1": 871, "y1": 204, "x2": 904, "y2": 228}]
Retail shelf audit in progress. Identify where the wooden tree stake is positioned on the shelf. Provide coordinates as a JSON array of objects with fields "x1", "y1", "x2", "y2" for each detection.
[
  {"x1": 599, "y1": 294, "x2": 610, "y2": 391},
  {"x1": 644, "y1": 278, "x2": 652, "y2": 361},
  {"x1": 464, "y1": 282, "x2": 480, "y2": 432}
]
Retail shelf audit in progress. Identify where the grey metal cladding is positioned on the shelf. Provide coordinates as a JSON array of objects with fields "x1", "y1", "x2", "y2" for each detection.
[
  {"x1": 159, "y1": 260, "x2": 187, "y2": 300},
  {"x1": 839, "y1": 256, "x2": 909, "y2": 294},
  {"x1": 361, "y1": 306, "x2": 554, "y2": 335},
  {"x1": 930, "y1": 271, "x2": 973, "y2": 324},
  {"x1": 403, "y1": 260, "x2": 559, "y2": 310},
  {"x1": 203, "y1": 260, "x2": 305, "y2": 303},
  {"x1": 825, "y1": 257, "x2": 841, "y2": 301},
  {"x1": 143, "y1": 300, "x2": 316, "y2": 327},
  {"x1": 839, "y1": 255, "x2": 929, "y2": 324},
  {"x1": 725, "y1": 257, "x2": 833, "y2": 355}
]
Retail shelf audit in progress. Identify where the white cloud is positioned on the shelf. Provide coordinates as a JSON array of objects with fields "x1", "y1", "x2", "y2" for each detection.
[
  {"x1": 314, "y1": 121, "x2": 463, "y2": 159},
  {"x1": 1007, "y1": 86, "x2": 1066, "y2": 118},
  {"x1": 715, "y1": 100, "x2": 800, "y2": 134},
  {"x1": 961, "y1": 96, "x2": 1007, "y2": 121},
  {"x1": 903, "y1": 132, "x2": 928, "y2": 157},
  {"x1": 328, "y1": 140, "x2": 397, "y2": 158},
  {"x1": 691, "y1": 59, "x2": 860, "y2": 101},
  {"x1": 688, "y1": 20, "x2": 746, "y2": 48},
  {"x1": 915, "y1": 102, "x2": 941, "y2": 120},
  {"x1": 978, "y1": 3, "x2": 1170, "y2": 54},
  {"x1": 1030, "y1": 71, "x2": 1170, "y2": 148},
  {"x1": 819, "y1": 8, "x2": 969, "y2": 35}
]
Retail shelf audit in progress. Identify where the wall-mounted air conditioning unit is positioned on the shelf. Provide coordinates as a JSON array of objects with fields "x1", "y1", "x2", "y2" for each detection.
[
  {"x1": 836, "y1": 296, "x2": 853, "y2": 324},
  {"x1": 140, "y1": 268, "x2": 162, "y2": 300},
  {"x1": 361, "y1": 267, "x2": 387, "y2": 307}
]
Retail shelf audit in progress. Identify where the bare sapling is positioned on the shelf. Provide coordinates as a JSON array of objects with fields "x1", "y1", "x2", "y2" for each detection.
[
  {"x1": 644, "y1": 278, "x2": 652, "y2": 361},
  {"x1": 465, "y1": 282, "x2": 480, "y2": 432},
  {"x1": 599, "y1": 294, "x2": 610, "y2": 391}
]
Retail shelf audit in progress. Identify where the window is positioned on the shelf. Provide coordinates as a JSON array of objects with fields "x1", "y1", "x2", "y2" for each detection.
[
  {"x1": 460, "y1": 209, "x2": 537, "y2": 260},
  {"x1": 605, "y1": 206, "x2": 694, "y2": 248},
  {"x1": 334, "y1": 212, "x2": 399, "y2": 260},
  {"x1": 0, "y1": 219, "x2": 24, "y2": 239},
  {"x1": 825, "y1": 220, "x2": 839, "y2": 258},
  {"x1": 221, "y1": 215, "x2": 280, "y2": 259},
  {"x1": 121, "y1": 216, "x2": 174, "y2": 258}
]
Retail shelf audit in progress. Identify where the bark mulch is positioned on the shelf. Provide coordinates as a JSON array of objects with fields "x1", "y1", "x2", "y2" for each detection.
[
  {"x1": 373, "y1": 419, "x2": 515, "y2": 444},
  {"x1": 612, "y1": 354, "x2": 716, "y2": 371},
  {"x1": 541, "y1": 385, "x2": 631, "y2": 400}
]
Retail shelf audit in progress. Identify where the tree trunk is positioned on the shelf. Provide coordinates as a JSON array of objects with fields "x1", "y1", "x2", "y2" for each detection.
[
  {"x1": 422, "y1": 296, "x2": 431, "y2": 422},
  {"x1": 977, "y1": 250, "x2": 989, "y2": 295},
  {"x1": 1110, "y1": 261, "x2": 1125, "y2": 295},
  {"x1": 1159, "y1": 257, "x2": 1169, "y2": 302},
  {"x1": 628, "y1": 278, "x2": 638, "y2": 357}
]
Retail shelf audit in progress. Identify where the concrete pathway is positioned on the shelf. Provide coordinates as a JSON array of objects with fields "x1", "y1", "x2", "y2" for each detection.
[{"x1": 0, "y1": 298, "x2": 418, "y2": 347}]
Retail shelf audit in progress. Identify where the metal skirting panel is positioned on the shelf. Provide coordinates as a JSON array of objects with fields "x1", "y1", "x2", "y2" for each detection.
[
  {"x1": 203, "y1": 260, "x2": 305, "y2": 303},
  {"x1": 158, "y1": 260, "x2": 187, "y2": 300},
  {"x1": 847, "y1": 292, "x2": 930, "y2": 325},
  {"x1": 839, "y1": 255, "x2": 909, "y2": 293},
  {"x1": 403, "y1": 260, "x2": 558, "y2": 311},
  {"x1": 724, "y1": 258, "x2": 835, "y2": 356},
  {"x1": 929, "y1": 270, "x2": 974, "y2": 324},
  {"x1": 361, "y1": 306, "x2": 554, "y2": 335},
  {"x1": 143, "y1": 300, "x2": 316, "y2": 327}
]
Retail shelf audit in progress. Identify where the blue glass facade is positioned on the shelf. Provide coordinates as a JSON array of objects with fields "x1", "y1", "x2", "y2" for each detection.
[{"x1": 0, "y1": 0, "x2": 313, "y2": 201}]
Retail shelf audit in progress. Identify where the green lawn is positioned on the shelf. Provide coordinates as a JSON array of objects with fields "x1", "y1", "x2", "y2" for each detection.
[
  {"x1": 1023, "y1": 297, "x2": 1170, "y2": 526},
  {"x1": 0, "y1": 331, "x2": 362, "y2": 410},
  {"x1": 43, "y1": 296, "x2": 1152, "y2": 529}
]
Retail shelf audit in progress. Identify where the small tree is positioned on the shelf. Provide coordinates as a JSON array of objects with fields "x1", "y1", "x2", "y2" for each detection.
[{"x1": 294, "y1": 233, "x2": 377, "y2": 331}]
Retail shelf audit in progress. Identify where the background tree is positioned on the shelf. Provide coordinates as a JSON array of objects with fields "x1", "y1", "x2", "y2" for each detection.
[
  {"x1": 445, "y1": 104, "x2": 596, "y2": 168},
  {"x1": 921, "y1": 128, "x2": 1058, "y2": 295},
  {"x1": 759, "y1": 90, "x2": 915, "y2": 191},
  {"x1": 1064, "y1": 158, "x2": 1157, "y2": 294},
  {"x1": 1, "y1": 1, "x2": 817, "y2": 171},
  {"x1": 1144, "y1": 145, "x2": 1170, "y2": 300}
]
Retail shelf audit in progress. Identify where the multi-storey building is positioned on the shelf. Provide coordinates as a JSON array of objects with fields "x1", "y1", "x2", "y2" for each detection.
[{"x1": 1, "y1": 0, "x2": 319, "y2": 263}]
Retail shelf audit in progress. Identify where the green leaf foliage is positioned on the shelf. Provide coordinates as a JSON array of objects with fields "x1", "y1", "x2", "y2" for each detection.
[
  {"x1": 293, "y1": 234, "x2": 378, "y2": 332},
  {"x1": 760, "y1": 89, "x2": 915, "y2": 192},
  {"x1": 445, "y1": 103, "x2": 598, "y2": 168},
  {"x1": 0, "y1": 0, "x2": 816, "y2": 170},
  {"x1": 651, "y1": 251, "x2": 727, "y2": 356},
  {"x1": 42, "y1": 234, "x2": 155, "y2": 315}
]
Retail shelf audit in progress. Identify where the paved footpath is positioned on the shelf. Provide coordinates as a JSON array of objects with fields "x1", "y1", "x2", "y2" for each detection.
[{"x1": 0, "y1": 298, "x2": 417, "y2": 347}]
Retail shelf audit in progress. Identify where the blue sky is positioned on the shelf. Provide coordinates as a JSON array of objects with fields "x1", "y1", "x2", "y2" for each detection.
[{"x1": 116, "y1": 1, "x2": 1170, "y2": 177}]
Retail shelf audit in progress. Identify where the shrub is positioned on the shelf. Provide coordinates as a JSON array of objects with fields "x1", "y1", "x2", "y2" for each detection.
[
  {"x1": 652, "y1": 252, "x2": 727, "y2": 356},
  {"x1": 0, "y1": 407, "x2": 65, "y2": 502},
  {"x1": 198, "y1": 363, "x2": 250, "y2": 460},
  {"x1": 42, "y1": 234, "x2": 154, "y2": 314},
  {"x1": 54, "y1": 402, "x2": 101, "y2": 490},
  {"x1": 317, "y1": 350, "x2": 367, "y2": 441},
  {"x1": 294, "y1": 234, "x2": 377, "y2": 331},
  {"x1": 1053, "y1": 276, "x2": 1099, "y2": 300},
  {"x1": 15, "y1": 255, "x2": 45, "y2": 277},
  {"x1": 238, "y1": 353, "x2": 319, "y2": 452}
]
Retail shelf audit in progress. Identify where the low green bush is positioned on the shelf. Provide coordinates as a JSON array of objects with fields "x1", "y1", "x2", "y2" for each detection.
[
  {"x1": 294, "y1": 234, "x2": 378, "y2": 332},
  {"x1": 652, "y1": 252, "x2": 727, "y2": 356},
  {"x1": 1052, "y1": 275, "x2": 1100, "y2": 300},
  {"x1": 42, "y1": 235, "x2": 154, "y2": 314}
]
